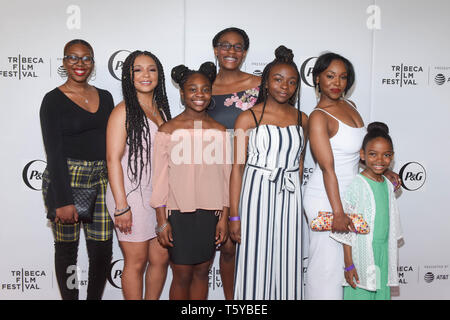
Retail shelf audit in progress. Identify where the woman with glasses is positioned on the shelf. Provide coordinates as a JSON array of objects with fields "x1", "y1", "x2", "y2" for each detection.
[
  {"x1": 208, "y1": 27, "x2": 261, "y2": 300},
  {"x1": 40, "y1": 39, "x2": 115, "y2": 300}
]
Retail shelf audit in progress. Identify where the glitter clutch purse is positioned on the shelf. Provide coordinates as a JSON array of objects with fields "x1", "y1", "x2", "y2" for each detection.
[{"x1": 310, "y1": 211, "x2": 370, "y2": 234}]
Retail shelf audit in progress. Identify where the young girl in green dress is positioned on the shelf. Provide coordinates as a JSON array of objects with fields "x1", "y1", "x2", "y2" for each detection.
[{"x1": 331, "y1": 122, "x2": 403, "y2": 300}]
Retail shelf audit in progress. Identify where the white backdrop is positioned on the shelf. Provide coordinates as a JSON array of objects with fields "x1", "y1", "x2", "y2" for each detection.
[{"x1": 0, "y1": 0, "x2": 449, "y2": 300}]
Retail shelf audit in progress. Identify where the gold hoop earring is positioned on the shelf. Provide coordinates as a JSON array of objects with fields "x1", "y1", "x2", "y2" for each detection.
[{"x1": 315, "y1": 84, "x2": 320, "y2": 101}]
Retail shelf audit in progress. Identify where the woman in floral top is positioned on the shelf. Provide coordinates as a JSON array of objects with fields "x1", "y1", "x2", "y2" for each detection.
[{"x1": 207, "y1": 27, "x2": 261, "y2": 299}]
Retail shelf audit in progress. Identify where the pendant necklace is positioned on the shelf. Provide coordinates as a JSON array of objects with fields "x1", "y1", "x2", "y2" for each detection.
[
  {"x1": 140, "y1": 101, "x2": 157, "y2": 117},
  {"x1": 64, "y1": 83, "x2": 89, "y2": 104}
]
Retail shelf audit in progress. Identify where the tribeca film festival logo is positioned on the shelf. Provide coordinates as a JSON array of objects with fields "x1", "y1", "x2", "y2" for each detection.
[
  {"x1": 1, "y1": 269, "x2": 48, "y2": 292},
  {"x1": 0, "y1": 55, "x2": 46, "y2": 79},
  {"x1": 209, "y1": 266, "x2": 222, "y2": 291},
  {"x1": 399, "y1": 161, "x2": 426, "y2": 191},
  {"x1": 397, "y1": 265, "x2": 415, "y2": 285},
  {"x1": 22, "y1": 160, "x2": 46, "y2": 191},
  {"x1": 381, "y1": 64, "x2": 424, "y2": 87}
]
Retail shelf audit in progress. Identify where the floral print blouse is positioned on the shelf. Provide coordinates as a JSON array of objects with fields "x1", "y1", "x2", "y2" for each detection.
[{"x1": 208, "y1": 86, "x2": 260, "y2": 129}]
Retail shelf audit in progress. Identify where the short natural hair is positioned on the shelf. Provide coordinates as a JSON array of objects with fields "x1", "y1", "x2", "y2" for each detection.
[{"x1": 212, "y1": 27, "x2": 250, "y2": 51}]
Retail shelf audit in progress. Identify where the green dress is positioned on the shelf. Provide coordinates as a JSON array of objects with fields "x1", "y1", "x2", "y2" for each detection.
[{"x1": 344, "y1": 175, "x2": 391, "y2": 300}]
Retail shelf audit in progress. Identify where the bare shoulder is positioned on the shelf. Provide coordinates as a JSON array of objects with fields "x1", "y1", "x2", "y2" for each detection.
[
  {"x1": 158, "y1": 119, "x2": 176, "y2": 134},
  {"x1": 111, "y1": 100, "x2": 125, "y2": 114},
  {"x1": 207, "y1": 118, "x2": 227, "y2": 132},
  {"x1": 249, "y1": 74, "x2": 261, "y2": 88},
  {"x1": 301, "y1": 111, "x2": 309, "y2": 125},
  {"x1": 108, "y1": 101, "x2": 126, "y2": 124},
  {"x1": 307, "y1": 108, "x2": 330, "y2": 135},
  {"x1": 308, "y1": 108, "x2": 327, "y2": 123},
  {"x1": 234, "y1": 108, "x2": 257, "y2": 131},
  {"x1": 345, "y1": 99, "x2": 357, "y2": 109}
]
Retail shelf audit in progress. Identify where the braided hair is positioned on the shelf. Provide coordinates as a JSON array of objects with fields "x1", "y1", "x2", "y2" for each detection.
[
  {"x1": 255, "y1": 45, "x2": 302, "y2": 126},
  {"x1": 121, "y1": 50, "x2": 172, "y2": 187},
  {"x1": 171, "y1": 61, "x2": 217, "y2": 92}
]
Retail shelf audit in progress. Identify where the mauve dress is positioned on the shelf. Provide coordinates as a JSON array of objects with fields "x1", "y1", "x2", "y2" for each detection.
[{"x1": 106, "y1": 119, "x2": 158, "y2": 242}]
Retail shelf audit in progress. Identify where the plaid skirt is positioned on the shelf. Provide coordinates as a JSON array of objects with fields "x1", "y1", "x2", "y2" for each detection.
[{"x1": 42, "y1": 158, "x2": 113, "y2": 242}]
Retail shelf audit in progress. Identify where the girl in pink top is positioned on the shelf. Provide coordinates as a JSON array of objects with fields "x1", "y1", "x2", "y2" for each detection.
[{"x1": 150, "y1": 62, "x2": 231, "y2": 300}]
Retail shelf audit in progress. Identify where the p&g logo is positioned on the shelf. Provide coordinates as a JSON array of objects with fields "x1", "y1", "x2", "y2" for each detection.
[
  {"x1": 22, "y1": 160, "x2": 46, "y2": 191},
  {"x1": 399, "y1": 161, "x2": 426, "y2": 191}
]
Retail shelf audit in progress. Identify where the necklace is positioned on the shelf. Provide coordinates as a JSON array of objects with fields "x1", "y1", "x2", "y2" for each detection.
[
  {"x1": 361, "y1": 171, "x2": 384, "y2": 182},
  {"x1": 64, "y1": 83, "x2": 89, "y2": 104},
  {"x1": 139, "y1": 101, "x2": 158, "y2": 117}
]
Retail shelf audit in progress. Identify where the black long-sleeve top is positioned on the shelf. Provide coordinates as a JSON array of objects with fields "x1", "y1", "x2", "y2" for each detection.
[{"x1": 39, "y1": 87, "x2": 114, "y2": 209}]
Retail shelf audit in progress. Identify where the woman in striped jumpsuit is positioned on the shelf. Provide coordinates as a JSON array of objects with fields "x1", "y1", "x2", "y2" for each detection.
[{"x1": 230, "y1": 46, "x2": 308, "y2": 300}]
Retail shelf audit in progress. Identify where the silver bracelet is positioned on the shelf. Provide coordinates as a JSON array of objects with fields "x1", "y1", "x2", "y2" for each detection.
[
  {"x1": 115, "y1": 205, "x2": 130, "y2": 214},
  {"x1": 155, "y1": 222, "x2": 168, "y2": 234}
]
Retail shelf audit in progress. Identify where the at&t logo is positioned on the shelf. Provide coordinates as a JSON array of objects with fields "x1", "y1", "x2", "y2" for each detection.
[
  {"x1": 431, "y1": 66, "x2": 450, "y2": 86},
  {"x1": 424, "y1": 272, "x2": 434, "y2": 283},
  {"x1": 399, "y1": 161, "x2": 426, "y2": 191}
]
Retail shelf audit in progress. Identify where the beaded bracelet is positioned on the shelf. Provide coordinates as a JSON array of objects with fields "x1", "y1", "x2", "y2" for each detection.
[
  {"x1": 229, "y1": 216, "x2": 240, "y2": 222},
  {"x1": 155, "y1": 222, "x2": 168, "y2": 234}
]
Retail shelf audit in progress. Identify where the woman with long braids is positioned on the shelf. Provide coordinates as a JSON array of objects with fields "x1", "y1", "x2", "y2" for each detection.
[
  {"x1": 106, "y1": 50, "x2": 171, "y2": 299},
  {"x1": 230, "y1": 46, "x2": 308, "y2": 300},
  {"x1": 40, "y1": 39, "x2": 114, "y2": 300},
  {"x1": 208, "y1": 27, "x2": 261, "y2": 300}
]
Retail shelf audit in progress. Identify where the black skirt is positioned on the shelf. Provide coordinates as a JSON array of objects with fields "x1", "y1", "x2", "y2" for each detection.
[{"x1": 168, "y1": 209, "x2": 219, "y2": 265}]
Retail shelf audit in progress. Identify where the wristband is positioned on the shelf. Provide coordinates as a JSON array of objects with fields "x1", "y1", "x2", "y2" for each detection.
[
  {"x1": 344, "y1": 264, "x2": 355, "y2": 272},
  {"x1": 229, "y1": 216, "x2": 240, "y2": 222}
]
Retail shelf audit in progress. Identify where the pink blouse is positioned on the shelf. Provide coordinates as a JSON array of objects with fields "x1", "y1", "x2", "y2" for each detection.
[{"x1": 150, "y1": 129, "x2": 232, "y2": 213}]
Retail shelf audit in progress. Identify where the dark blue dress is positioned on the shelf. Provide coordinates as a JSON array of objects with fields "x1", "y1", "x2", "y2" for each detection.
[{"x1": 208, "y1": 86, "x2": 260, "y2": 129}]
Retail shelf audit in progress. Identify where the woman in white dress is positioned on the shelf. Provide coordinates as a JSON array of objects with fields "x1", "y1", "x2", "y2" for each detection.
[{"x1": 303, "y1": 52, "x2": 400, "y2": 300}]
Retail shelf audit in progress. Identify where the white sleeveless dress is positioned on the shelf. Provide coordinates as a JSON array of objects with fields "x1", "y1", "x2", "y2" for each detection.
[
  {"x1": 234, "y1": 118, "x2": 304, "y2": 300},
  {"x1": 303, "y1": 106, "x2": 365, "y2": 300}
]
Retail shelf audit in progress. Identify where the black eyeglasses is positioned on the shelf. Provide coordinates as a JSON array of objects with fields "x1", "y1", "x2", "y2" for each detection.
[
  {"x1": 64, "y1": 55, "x2": 95, "y2": 65},
  {"x1": 216, "y1": 42, "x2": 245, "y2": 52}
]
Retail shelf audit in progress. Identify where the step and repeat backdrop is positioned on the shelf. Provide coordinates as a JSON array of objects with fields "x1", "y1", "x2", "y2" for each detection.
[{"x1": 1, "y1": 0, "x2": 449, "y2": 300}]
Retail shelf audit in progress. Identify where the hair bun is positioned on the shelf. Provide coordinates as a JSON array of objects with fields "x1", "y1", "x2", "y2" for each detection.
[
  {"x1": 275, "y1": 45, "x2": 294, "y2": 63},
  {"x1": 171, "y1": 65, "x2": 190, "y2": 84},
  {"x1": 199, "y1": 61, "x2": 217, "y2": 84},
  {"x1": 367, "y1": 121, "x2": 389, "y2": 134}
]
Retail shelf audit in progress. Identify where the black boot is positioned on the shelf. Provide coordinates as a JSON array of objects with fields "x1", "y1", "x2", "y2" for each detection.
[
  {"x1": 54, "y1": 241, "x2": 80, "y2": 300},
  {"x1": 85, "y1": 238, "x2": 113, "y2": 300}
]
